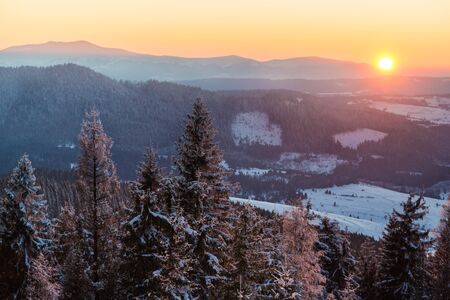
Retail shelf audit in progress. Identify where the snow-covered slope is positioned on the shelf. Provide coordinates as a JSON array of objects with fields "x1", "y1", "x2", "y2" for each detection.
[
  {"x1": 333, "y1": 128, "x2": 388, "y2": 149},
  {"x1": 276, "y1": 152, "x2": 348, "y2": 175},
  {"x1": 231, "y1": 112, "x2": 282, "y2": 146},
  {"x1": 369, "y1": 102, "x2": 450, "y2": 125},
  {"x1": 231, "y1": 183, "x2": 444, "y2": 239}
]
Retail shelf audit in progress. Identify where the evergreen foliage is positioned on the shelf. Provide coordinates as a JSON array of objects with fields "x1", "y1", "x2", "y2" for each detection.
[
  {"x1": 0, "y1": 155, "x2": 43, "y2": 298},
  {"x1": 75, "y1": 110, "x2": 120, "y2": 299},
  {"x1": 375, "y1": 195, "x2": 431, "y2": 300},
  {"x1": 430, "y1": 197, "x2": 450, "y2": 300},
  {"x1": 318, "y1": 217, "x2": 359, "y2": 300}
]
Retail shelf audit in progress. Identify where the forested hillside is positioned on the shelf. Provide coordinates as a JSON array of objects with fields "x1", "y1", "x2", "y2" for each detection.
[
  {"x1": 0, "y1": 65, "x2": 449, "y2": 195},
  {"x1": 1, "y1": 99, "x2": 448, "y2": 299}
]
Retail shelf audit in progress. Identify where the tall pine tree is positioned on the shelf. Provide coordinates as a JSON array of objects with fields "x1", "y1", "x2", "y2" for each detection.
[
  {"x1": 175, "y1": 98, "x2": 231, "y2": 218},
  {"x1": 175, "y1": 98, "x2": 233, "y2": 298},
  {"x1": 76, "y1": 110, "x2": 120, "y2": 299},
  {"x1": 376, "y1": 195, "x2": 431, "y2": 300}
]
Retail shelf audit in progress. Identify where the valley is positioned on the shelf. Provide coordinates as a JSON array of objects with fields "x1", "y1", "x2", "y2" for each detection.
[{"x1": 0, "y1": 64, "x2": 449, "y2": 203}]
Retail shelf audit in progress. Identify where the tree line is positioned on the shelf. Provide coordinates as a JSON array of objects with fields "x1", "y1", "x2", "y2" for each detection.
[{"x1": 0, "y1": 99, "x2": 449, "y2": 299}]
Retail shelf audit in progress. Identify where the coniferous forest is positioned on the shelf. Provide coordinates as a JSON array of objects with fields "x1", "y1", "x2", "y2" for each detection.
[{"x1": 0, "y1": 99, "x2": 449, "y2": 299}]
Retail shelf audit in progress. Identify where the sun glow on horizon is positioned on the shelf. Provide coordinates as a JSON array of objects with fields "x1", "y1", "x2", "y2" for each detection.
[
  {"x1": 1, "y1": 1, "x2": 450, "y2": 71},
  {"x1": 378, "y1": 57, "x2": 395, "y2": 71}
]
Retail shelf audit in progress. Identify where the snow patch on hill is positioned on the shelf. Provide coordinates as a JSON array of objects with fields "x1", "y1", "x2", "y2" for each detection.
[
  {"x1": 231, "y1": 183, "x2": 443, "y2": 239},
  {"x1": 424, "y1": 96, "x2": 450, "y2": 108},
  {"x1": 277, "y1": 152, "x2": 348, "y2": 175},
  {"x1": 333, "y1": 128, "x2": 387, "y2": 149},
  {"x1": 231, "y1": 112, "x2": 282, "y2": 146},
  {"x1": 369, "y1": 101, "x2": 450, "y2": 125},
  {"x1": 235, "y1": 168, "x2": 271, "y2": 177}
]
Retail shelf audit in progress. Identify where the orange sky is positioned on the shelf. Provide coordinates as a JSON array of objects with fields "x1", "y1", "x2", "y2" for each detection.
[{"x1": 1, "y1": 0, "x2": 449, "y2": 70}]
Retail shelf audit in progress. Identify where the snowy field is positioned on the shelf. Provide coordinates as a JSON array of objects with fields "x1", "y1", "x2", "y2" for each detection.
[
  {"x1": 234, "y1": 168, "x2": 271, "y2": 177},
  {"x1": 424, "y1": 96, "x2": 450, "y2": 108},
  {"x1": 333, "y1": 128, "x2": 388, "y2": 149},
  {"x1": 231, "y1": 112, "x2": 282, "y2": 146},
  {"x1": 231, "y1": 183, "x2": 444, "y2": 239},
  {"x1": 276, "y1": 152, "x2": 348, "y2": 175},
  {"x1": 369, "y1": 101, "x2": 450, "y2": 125}
]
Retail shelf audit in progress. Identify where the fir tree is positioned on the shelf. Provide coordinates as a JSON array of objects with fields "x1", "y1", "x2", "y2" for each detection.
[
  {"x1": 175, "y1": 98, "x2": 230, "y2": 218},
  {"x1": 24, "y1": 253, "x2": 62, "y2": 300},
  {"x1": 76, "y1": 110, "x2": 120, "y2": 299},
  {"x1": 0, "y1": 155, "x2": 42, "y2": 298},
  {"x1": 53, "y1": 202, "x2": 78, "y2": 265},
  {"x1": 376, "y1": 195, "x2": 431, "y2": 300},
  {"x1": 430, "y1": 197, "x2": 450, "y2": 300},
  {"x1": 270, "y1": 264, "x2": 302, "y2": 300},
  {"x1": 318, "y1": 217, "x2": 359, "y2": 300},
  {"x1": 62, "y1": 244, "x2": 92, "y2": 299},
  {"x1": 356, "y1": 239, "x2": 378, "y2": 300},
  {"x1": 228, "y1": 205, "x2": 267, "y2": 298},
  {"x1": 256, "y1": 214, "x2": 289, "y2": 299},
  {"x1": 53, "y1": 201, "x2": 93, "y2": 299},
  {"x1": 175, "y1": 98, "x2": 233, "y2": 298},
  {"x1": 162, "y1": 212, "x2": 197, "y2": 299},
  {"x1": 116, "y1": 149, "x2": 167, "y2": 298},
  {"x1": 158, "y1": 176, "x2": 179, "y2": 214},
  {"x1": 116, "y1": 188, "x2": 171, "y2": 298},
  {"x1": 282, "y1": 207, "x2": 324, "y2": 300},
  {"x1": 136, "y1": 148, "x2": 161, "y2": 193}
]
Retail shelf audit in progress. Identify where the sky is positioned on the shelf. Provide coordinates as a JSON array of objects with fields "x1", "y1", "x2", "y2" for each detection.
[{"x1": 1, "y1": 0, "x2": 450, "y2": 71}]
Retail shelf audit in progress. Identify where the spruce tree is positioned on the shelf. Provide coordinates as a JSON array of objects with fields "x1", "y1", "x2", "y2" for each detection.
[
  {"x1": 376, "y1": 195, "x2": 431, "y2": 300},
  {"x1": 53, "y1": 202, "x2": 78, "y2": 265},
  {"x1": 282, "y1": 207, "x2": 324, "y2": 300},
  {"x1": 175, "y1": 98, "x2": 230, "y2": 218},
  {"x1": 356, "y1": 239, "x2": 378, "y2": 300},
  {"x1": 270, "y1": 264, "x2": 302, "y2": 300},
  {"x1": 116, "y1": 149, "x2": 199, "y2": 299},
  {"x1": 228, "y1": 205, "x2": 267, "y2": 298},
  {"x1": 116, "y1": 150, "x2": 169, "y2": 299},
  {"x1": 76, "y1": 110, "x2": 120, "y2": 299},
  {"x1": 0, "y1": 155, "x2": 42, "y2": 298},
  {"x1": 317, "y1": 217, "x2": 358, "y2": 300},
  {"x1": 117, "y1": 191, "x2": 172, "y2": 298},
  {"x1": 54, "y1": 201, "x2": 92, "y2": 299},
  {"x1": 136, "y1": 148, "x2": 161, "y2": 193},
  {"x1": 24, "y1": 253, "x2": 62, "y2": 300},
  {"x1": 175, "y1": 98, "x2": 233, "y2": 298},
  {"x1": 256, "y1": 214, "x2": 290, "y2": 299},
  {"x1": 430, "y1": 197, "x2": 450, "y2": 300},
  {"x1": 163, "y1": 211, "x2": 197, "y2": 299},
  {"x1": 62, "y1": 245, "x2": 92, "y2": 299}
]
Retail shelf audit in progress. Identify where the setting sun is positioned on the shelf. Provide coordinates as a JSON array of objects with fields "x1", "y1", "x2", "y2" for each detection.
[{"x1": 378, "y1": 57, "x2": 394, "y2": 71}]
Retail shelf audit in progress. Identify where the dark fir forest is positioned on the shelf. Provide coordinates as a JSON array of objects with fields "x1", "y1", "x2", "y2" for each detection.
[{"x1": 0, "y1": 99, "x2": 449, "y2": 299}]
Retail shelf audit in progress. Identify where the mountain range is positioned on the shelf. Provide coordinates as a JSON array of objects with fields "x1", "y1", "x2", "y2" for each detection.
[{"x1": 0, "y1": 41, "x2": 378, "y2": 81}]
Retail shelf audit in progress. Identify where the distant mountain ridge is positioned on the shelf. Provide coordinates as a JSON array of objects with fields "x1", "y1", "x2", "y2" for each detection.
[
  {"x1": 1, "y1": 41, "x2": 137, "y2": 56},
  {"x1": 182, "y1": 77, "x2": 450, "y2": 95},
  {"x1": 0, "y1": 41, "x2": 377, "y2": 81}
]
